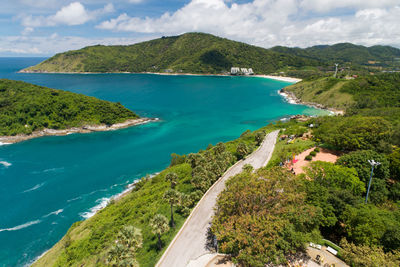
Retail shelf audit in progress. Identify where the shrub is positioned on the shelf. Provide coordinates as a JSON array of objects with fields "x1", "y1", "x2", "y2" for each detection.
[
  {"x1": 310, "y1": 151, "x2": 317, "y2": 157},
  {"x1": 305, "y1": 155, "x2": 313, "y2": 161},
  {"x1": 314, "y1": 147, "x2": 320, "y2": 153}
]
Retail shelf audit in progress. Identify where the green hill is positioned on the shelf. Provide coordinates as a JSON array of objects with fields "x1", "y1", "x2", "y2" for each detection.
[
  {"x1": 271, "y1": 43, "x2": 400, "y2": 66},
  {"x1": 22, "y1": 32, "x2": 321, "y2": 74},
  {"x1": 284, "y1": 73, "x2": 400, "y2": 122},
  {"x1": 0, "y1": 79, "x2": 138, "y2": 136}
]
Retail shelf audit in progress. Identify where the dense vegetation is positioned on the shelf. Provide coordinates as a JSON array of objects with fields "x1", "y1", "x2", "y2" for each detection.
[
  {"x1": 212, "y1": 167, "x2": 322, "y2": 266},
  {"x1": 23, "y1": 33, "x2": 322, "y2": 74},
  {"x1": 271, "y1": 43, "x2": 400, "y2": 67},
  {"x1": 285, "y1": 72, "x2": 400, "y2": 114},
  {"x1": 33, "y1": 124, "x2": 278, "y2": 267},
  {"x1": 0, "y1": 79, "x2": 138, "y2": 136},
  {"x1": 23, "y1": 33, "x2": 400, "y2": 77},
  {"x1": 214, "y1": 118, "x2": 400, "y2": 266}
]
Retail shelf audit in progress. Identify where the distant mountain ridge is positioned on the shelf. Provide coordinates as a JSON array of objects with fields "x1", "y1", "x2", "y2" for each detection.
[
  {"x1": 271, "y1": 43, "x2": 400, "y2": 65},
  {"x1": 22, "y1": 32, "x2": 400, "y2": 74}
]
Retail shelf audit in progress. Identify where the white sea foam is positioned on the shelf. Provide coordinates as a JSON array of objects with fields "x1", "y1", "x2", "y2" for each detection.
[
  {"x1": 32, "y1": 167, "x2": 64, "y2": 174},
  {"x1": 0, "y1": 142, "x2": 11, "y2": 146},
  {"x1": 0, "y1": 220, "x2": 41, "y2": 232},
  {"x1": 0, "y1": 161, "x2": 11, "y2": 167},
  {"x1": 79, "y1": 172, "x2": 160, "y2": 220},
  {"x1": 278, "y1": 90, "x2": 298, "y2": 104},
  {"x1": 22, "y1": 183, "x2": 45, "y2": 193},
  {"x1": 79, "y1": 197, "x2": 110, "y2": 219},
  {"x1": 43, "y1": 209, "x2": 64, "y2": 217}
]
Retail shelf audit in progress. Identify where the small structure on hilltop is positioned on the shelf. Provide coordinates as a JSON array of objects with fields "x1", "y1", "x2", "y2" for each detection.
[{"x1": 231, "y1": 67, "x2": 254, "y2": 75}]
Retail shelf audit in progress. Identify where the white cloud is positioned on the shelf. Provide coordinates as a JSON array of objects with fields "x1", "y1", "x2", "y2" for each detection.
[
  {"x1": 128, "y1": 0, "x2": 143, "y2": 3},
  {"x1": 21, "y1": 2, "x2": 114, "y2": 28},
  {"x1": 51, "y1": 2, "x2": 91, "y2": 25},
  {"x1": 21, "y1": 27, "x2": 34, "y2": 35},
  {"x1": 299, "y1": 0, "x2": 399, "y2": 13},
  {"x1": 0, "y1": 34, "x2": 155, "y2": 56},
  {"x1": 97, "y1": 0, "x2": 400, "y2": 48}
]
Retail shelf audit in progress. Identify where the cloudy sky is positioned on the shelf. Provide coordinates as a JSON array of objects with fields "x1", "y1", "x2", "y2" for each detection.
[{"x1": 1, "y1": 0, "x2": 400, "y2": 56}]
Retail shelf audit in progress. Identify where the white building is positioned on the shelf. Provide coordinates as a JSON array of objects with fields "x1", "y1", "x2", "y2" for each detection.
[{"x1": 230, "y1": 67, "x2": 240, "y2": 75}]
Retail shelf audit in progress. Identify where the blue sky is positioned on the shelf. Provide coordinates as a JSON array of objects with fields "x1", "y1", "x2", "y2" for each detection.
[{"x1": 1, "y1": 0, "x2": 400, "y2": 56}]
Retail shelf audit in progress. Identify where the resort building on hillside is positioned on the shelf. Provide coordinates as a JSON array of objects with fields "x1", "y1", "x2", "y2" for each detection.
[{"x1": 230, "y1": 67, "x2": 254, "y2": 75}]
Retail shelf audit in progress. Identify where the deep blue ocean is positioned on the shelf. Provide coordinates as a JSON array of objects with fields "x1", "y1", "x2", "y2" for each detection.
[{"x1": 0, "y1": 58, "x2": 328, "y2": 266}]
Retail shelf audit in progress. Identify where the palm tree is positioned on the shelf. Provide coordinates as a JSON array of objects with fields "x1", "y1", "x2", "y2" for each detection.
[
  {"x1": 106, "y1": 225, "x2": 142, "y2": 267},
  {"x1": 163, "y1": 189, "x2": 181, "y2": 227},
  {"x1": 150, "y1": 214, "x2": 170, "y2": 250},
  {"x1": 236, "y1": 142, "x2": 249, "y2": 159},
  {"x1": 165, "y1": 172, "x2": 178, "y2": 189}
]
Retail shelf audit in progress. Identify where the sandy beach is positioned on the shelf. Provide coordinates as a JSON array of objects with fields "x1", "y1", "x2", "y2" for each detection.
[
  {"x1": 0, "y1": 117, "x2": 159, "y2": 144},
  {"x1": 20, "y1": 69, "x2": 303, "y2": 83},
  {"x1": 253, "y1": 75, "x2": 302, "y2": 83}
]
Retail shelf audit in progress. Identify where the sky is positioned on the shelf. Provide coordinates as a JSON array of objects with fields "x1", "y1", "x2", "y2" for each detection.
[{"x1": 1, "y1": 0, "x2": 400, "y2": 56}]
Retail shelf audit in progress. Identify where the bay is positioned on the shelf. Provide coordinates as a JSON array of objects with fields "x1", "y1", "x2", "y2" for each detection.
[{"x1": 0, "y1": 58, "x2": 327, "y2": 266}]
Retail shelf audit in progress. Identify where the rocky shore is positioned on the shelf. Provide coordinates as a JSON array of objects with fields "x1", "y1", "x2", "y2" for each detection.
[
  {"x1": 0, "y1": 117, "x2": 159, "y2": 144},
  {"x1": 279, "y1": 88, "x2": 344, "y2": 115}
]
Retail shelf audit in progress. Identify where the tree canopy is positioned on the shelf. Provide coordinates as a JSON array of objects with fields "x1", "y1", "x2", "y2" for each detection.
[{"x1": 0, "y1": 79, "x2": 138, "y2": 136}]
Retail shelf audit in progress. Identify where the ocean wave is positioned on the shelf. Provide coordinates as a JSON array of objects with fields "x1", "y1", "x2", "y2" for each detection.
[
  {"x1": 0, "y1": 161, "x2": 11, "y2": 167},
  {"x1": 277, "y1": 90, "x2": 298, "y2": 104},
  {"x1": 79, "y1": 197, "x2": 110, "y2": 219},
  {"x1": 67, "y1": 196, "x2": 82, "y2": 203},
  {"x1": 22, "y1": 183, "x2": 45, "y2": 193},
  {"x1": 0, "y1": 220, "x2": 41, "y2": 233},
  {"x1": 0, "y1": 142, "x2": 11, "y2": 146},
  {"x1": 31, "y1": 167, "x2": 64, "y2": 174},
  {"x1": 79, "y1": 172, "x2": 160, "y2": 220},
  {"x1": 43, "y1": 209, "x2": 63, "y2": 218}
]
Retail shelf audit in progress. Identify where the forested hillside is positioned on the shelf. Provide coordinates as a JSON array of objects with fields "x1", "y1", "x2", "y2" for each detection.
[
  {"x1": 271, "y1": 43, "x2": 400, "y2": 66},
  {"x1": 22, "y1": 32, "x2": 321, "y2": 74},
  {"x1": 0, "y1": 79, "x2": 138, "y2": 136}
]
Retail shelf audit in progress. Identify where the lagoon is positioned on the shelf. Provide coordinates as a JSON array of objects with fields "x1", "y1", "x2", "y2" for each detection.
[{"x1": 0, "y1": 58, "x2": 327, "y2": 266}]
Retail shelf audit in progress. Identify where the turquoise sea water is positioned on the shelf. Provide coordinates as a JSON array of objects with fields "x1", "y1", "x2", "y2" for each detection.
[{"x1": 0, "y1": 58, "x2": 328, "y2": 266}]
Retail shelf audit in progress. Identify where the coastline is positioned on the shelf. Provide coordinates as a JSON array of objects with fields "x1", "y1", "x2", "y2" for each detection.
[
  {"x1": 278, "y1": 89, "x2": 344, "y2": 115},
  {"x1": 0, "y1": 117, "x2": 159, "y2": 144},
  {"x1": 19, "y1": 70, "x2": 302, "y2": 83}
]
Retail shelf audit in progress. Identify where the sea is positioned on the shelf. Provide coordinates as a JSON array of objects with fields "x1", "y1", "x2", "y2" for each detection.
[{"x1": 0, "y1": 57, "x2": 328, "y2": 266}]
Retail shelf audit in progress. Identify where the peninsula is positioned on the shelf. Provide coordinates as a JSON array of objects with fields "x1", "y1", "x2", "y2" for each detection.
[{"x1": 0, "y1": 79, "x2": 154, "y2": 144}]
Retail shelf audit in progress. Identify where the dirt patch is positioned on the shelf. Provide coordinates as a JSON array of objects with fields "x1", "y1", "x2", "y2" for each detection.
[{"x1": 288, "y1": 147, "x2": 340, "y2": 175}]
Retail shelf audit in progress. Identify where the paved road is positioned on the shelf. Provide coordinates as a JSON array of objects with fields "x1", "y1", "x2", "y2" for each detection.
[{"x1": 156, "y1": 130, "x2": 280, "y2": 267}]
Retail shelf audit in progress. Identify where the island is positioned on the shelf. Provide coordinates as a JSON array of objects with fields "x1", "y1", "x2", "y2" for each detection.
[{"x1": 0, "y1": 79, "x2": 156, "y2": 144}]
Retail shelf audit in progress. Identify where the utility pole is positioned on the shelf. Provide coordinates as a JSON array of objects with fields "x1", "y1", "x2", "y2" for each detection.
[{"x1": 365, "y1": 160, "x2": 381, "y2": 204}]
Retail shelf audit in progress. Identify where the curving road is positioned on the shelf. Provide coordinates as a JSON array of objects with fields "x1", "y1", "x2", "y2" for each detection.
[{"x1": 156, "y1": 130, "x2": 280, "y2": 267}]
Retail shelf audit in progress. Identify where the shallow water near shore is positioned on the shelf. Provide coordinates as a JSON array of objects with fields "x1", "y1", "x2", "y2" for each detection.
[{"x1": 0, "y1": 57, "x2": 329, "y2": 266}]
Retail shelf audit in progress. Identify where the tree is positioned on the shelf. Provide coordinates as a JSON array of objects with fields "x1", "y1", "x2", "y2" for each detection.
[
  {"x1": 313, "y1": 116, "x2": 392, "y2": 151},
  {"x1": 255, "y1": 131, "x2": 265, "y2": 146},
  {"x1": 337, "y1": 150, "x2": 390, "y2": 184},
  {"x1": 388, "y1": 148, "x2": 400, "y2": 181},
  {"x1": 106, "y1": 225, "x2": 142, "y2": 267},
  {"x1": 306, "y1": 161, "x2": 365, "y2": 195},
  {"x1": 212, "y1": 168, "x2": 322, "y2": 266},
  {"x1": 149, "y1": 214, "x2": 170, "y2": 250},
  {"x1": 214, "y1": 142, "x2": 226, "y2": 155},
  {"x1": 236, "y1": 142, "x2": 249, "y2": 159},
  {"x1": 165, "y1": 172, "x2": 178, "y2": 189},
  {"x1": 191, "y1": 174, "x2": 211, "y2": 192},
  {"x1": 163, "y1": 189, "x2": 181, "y2": 227},
  {"x1": 340, "y1": 204, "x2": 399, "y2": 246},
  {"x1": 340, "y1": 238, "x2": 400, "y2": 267}
]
